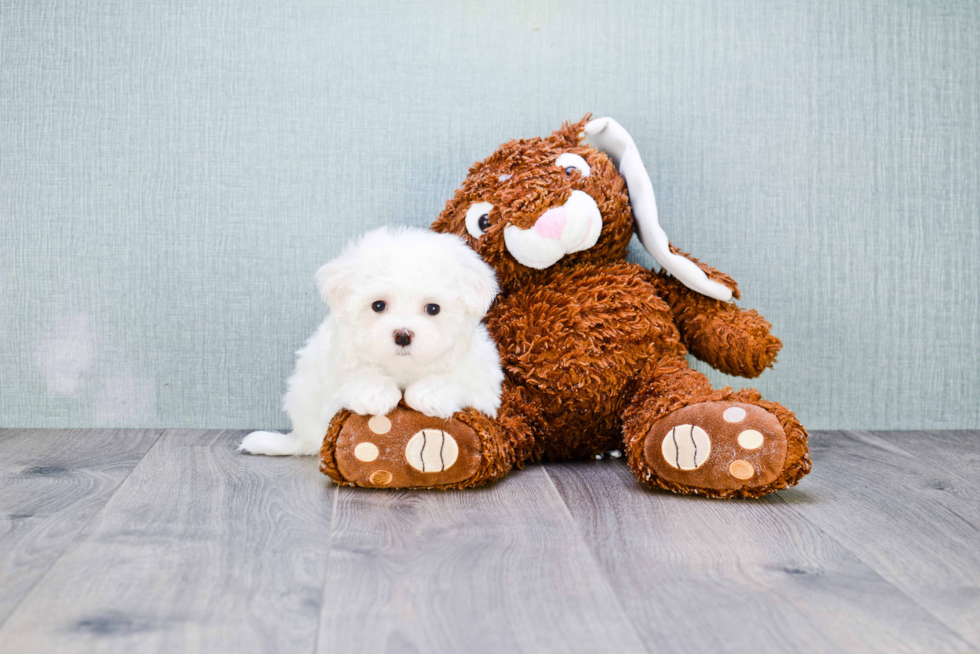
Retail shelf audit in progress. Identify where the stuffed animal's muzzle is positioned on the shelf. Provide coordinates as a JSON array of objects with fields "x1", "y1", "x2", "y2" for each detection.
[{"x1": 502, "y1": 190, "x2": 603, "y2": 269}]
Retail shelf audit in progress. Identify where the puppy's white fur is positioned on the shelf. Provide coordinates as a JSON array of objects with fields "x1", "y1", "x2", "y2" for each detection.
[{"x1": 240, "y1": 227, "x2": 503, "y2": 456}]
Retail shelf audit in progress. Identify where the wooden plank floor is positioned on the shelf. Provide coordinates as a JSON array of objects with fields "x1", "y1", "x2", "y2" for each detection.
[{"x1": 0, "y1": 430, "x2": 977, "y2": 653}]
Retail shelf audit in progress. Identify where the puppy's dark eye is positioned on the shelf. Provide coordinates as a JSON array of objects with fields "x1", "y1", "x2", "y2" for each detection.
[
  {"x1": 425, "y1": 303, "x2": 440, "y2": 316},
  {"x1": 565, "y1": 166, "x2": 576, "y2": 176},
  {"x1": 477, "y1": 214, "x2": 491, "y2": 232},
  {"x1": 372, "y1": 301, "x2": 386, "y2": 313}
]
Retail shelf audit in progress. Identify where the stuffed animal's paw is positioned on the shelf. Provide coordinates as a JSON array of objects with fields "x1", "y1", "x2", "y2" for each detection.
[
  {"x1": 638, "y1": 400, "x2": 809, "y2": 498},
  {"x1": 320, "y1": 406, "x2": 485, "y2": 488}
]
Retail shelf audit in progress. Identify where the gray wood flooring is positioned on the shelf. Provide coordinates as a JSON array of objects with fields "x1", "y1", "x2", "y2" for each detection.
[{"x1": 0, "y1": 429, "x2": 977, "y2": 654}]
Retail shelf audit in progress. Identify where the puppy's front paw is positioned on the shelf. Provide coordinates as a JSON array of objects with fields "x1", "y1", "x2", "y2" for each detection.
[
  {"x1": 404, "y1": 379, "x2": 464, "y2": 419},
  {"x1": 340, "y1": 377, "x2": 402, "y2": 417}
]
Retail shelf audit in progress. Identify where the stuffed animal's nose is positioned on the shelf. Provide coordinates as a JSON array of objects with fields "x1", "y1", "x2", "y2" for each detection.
[
  {"x1": 393, "y1": 329, "x2": 413, "y2": 347},
  {"x1": 533, "y1": 209, "x2": 567, "y2": 240}
]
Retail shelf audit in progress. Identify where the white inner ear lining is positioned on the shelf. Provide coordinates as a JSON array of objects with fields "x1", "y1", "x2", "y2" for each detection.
[{"x1": 582, "y1": 117, "x2": 733, "y2": 302}]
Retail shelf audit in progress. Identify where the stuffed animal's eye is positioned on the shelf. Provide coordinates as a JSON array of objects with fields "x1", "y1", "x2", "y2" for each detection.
[
  {"x1": 425, "y1": 303, "x2": 440, "y2": 316},
  {"x1": 465, "y1": 201, "x2": 494, "y2": 238},
  {"x1": 372, "y1": 300, "x2": 386, "y2": 313},
  {"x1": 556, "y1": 153, "x2": 590, "y2": 177}
]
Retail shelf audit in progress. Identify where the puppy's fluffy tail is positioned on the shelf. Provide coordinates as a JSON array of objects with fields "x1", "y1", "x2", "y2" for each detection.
[{"x1": 238, "y1": 430, "x2": 321, "y2": 456}]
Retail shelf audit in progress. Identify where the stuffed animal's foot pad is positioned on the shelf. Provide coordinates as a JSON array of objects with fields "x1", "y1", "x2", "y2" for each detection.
[
  {"x1": 328, "y1": 407, "x2": 482, "y2": 488},
  {"x1": 643, "y1": 401, "x2": 788, "y2": 494}
]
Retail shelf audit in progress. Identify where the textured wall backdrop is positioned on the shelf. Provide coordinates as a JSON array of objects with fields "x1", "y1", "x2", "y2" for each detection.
[{"x1": 1, "y1": 0, "x2": 978, "y2": 430}]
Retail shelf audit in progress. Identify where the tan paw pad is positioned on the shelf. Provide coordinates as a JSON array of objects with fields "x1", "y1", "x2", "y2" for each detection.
[
  {"x1": 405, "y1": 429, "x2": 458, "y2": 472},
  {"x1": 737, "y1": 429, "x2": 764, "y2": 450},
  {"x1": 661, "y1": 424, "x2": 711, "y2": 470},
  {"x1": 723, "y1": 407, "x2": 746, "y2": 422},
  {"x1": 367, "y1": 415, "x2": 391, "y2": 434},
  {"x1": 729, "y1": 460, "x2": 755, "y2": 480},
  {"x1": 353, "y1": 442, "x2": 379, "y2": 462}
]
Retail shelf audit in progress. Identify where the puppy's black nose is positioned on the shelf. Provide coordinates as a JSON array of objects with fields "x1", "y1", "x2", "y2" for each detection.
[{"x1": 393, "y1": 329, "x2": 413, "y2": 347}]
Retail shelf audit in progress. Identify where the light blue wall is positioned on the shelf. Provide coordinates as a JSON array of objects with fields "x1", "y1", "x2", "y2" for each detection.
[{"x1": 2, "y1": 0, "x2": 978, "y2": 429}]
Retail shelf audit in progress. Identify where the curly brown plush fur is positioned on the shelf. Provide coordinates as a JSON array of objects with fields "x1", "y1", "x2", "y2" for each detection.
[{"x1": 322, "y1": 116, "x2": 810, "y2": 497}]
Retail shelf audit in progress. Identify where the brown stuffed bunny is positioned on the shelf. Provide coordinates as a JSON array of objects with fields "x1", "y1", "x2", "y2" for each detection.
[{"x1": 320, "y1": 116, "x2": 811, "y2": 498}]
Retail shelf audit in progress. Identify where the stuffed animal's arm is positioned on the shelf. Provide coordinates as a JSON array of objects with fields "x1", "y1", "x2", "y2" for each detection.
[{"x1": 656, "y1": 245, "x2": 782, "y2": 379}]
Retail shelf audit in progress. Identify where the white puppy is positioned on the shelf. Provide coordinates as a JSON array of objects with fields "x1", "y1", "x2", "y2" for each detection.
[{"x1": 240, "y1": 227, "x2": 503, "y2": 456}]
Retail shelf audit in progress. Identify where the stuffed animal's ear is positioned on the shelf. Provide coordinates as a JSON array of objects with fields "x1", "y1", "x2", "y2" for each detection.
[
  {"x1": 548, "y1": 114, "x2": 592, "y2": 149},
  {"x1": 314, "y1": 257, "x2": 356, "y2": 313},
  {"x1": 583, "y1": 117, "x2": 734, "y2": 302},
  {"x1": 452, "y1": 242, "x2": 500, "y2": 315}
]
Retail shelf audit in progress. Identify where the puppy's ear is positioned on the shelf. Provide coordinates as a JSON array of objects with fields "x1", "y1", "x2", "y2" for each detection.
[
  {"x1": 454, "y1": 245, "x2": 500, "y2": 315},
  {"x1": 314, "y1": 257, "x2": 356, "y2": 313}
]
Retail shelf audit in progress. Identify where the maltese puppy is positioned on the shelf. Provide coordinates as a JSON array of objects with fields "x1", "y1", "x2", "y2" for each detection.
[{"x1": 240, "y1": 226, "x2": 503, "y2": 456}]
